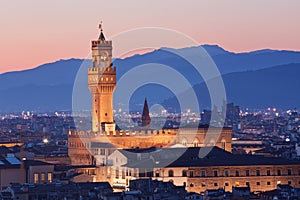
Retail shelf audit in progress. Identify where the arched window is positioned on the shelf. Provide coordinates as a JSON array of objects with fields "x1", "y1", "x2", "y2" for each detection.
[
  {"x1": 221, "y1": 138, "x2": 226, "y2": 150},
  {"x1": 182, "y1": 170, "x2": 187, "y2": 177},
  {"x1": 181, "y1": 138, "x2": 187, "y2": 146},
  {"x1": 193, "y1": 139, "x2": 199, "y2": 147},
  {"x1": 168, "y1": 170, "x2": 174, "y2": 177}
]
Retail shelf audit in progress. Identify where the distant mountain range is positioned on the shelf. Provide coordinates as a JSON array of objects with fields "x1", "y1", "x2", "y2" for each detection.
[{"x1": 0, "y1": 45, "x2": 300, "y2": 112}]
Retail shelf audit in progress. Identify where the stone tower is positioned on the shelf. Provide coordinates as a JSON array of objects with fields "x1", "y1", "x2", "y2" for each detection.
[{"x1": 88, "y1": 23, "x2": 116, "y2": 132}]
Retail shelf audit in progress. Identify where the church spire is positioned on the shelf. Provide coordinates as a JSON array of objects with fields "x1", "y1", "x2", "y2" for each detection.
[
  {"x1": 141, "y1": 98, "x2": 151, "y2": 128},
  {"x1": 98, "y1": 21, "x2": 106, "y2": 41}
]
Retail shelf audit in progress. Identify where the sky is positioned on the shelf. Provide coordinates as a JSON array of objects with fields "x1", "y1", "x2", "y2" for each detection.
[{"x1": 0, "y1": 0, "x2": 300, "y2": 73}]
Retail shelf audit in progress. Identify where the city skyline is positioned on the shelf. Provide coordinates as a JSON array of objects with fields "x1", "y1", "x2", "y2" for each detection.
[{"x1": 1, "y1": 0, "x2": 300, "y2": 73}]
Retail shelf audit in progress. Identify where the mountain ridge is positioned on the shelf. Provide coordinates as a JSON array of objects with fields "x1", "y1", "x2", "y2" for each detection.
[{"x1": 1, "y1": 45, "x2": 300, "y2": 112}]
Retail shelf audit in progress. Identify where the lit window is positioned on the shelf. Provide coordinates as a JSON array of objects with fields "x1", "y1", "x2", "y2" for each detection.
[
  {"x1": 277, "y1": 181, "x2": 281, "y2": 185},
  {"x1": 41, "y1": 173, "x2": 45, "y2": 183},
  {"x1": 115, "y1": 167, "x2": 119, "y2": 179},
  {"x1": 34, "y1": 173, "x2": 39, "y2": 184},
  {"x1": 122, "y1": 170, "x2": 125, "y2": 179},
  {"x1": 221, "y1": 141, "x2": 226, "y2": 150}
]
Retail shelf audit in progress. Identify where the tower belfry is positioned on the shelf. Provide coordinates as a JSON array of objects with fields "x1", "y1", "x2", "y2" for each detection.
[{"x1": 88, "y1": 23, "x2": 116, "y2": 132}]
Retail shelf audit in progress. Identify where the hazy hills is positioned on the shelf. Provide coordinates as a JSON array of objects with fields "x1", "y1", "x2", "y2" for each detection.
[{"x1": 1, "y1": 45, "x2": 300, "y2": 112}]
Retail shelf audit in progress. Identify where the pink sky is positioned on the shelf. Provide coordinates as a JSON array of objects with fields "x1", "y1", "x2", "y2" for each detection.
[{"x1": 0, "y1": 0, "x2": 300, "y2": 74}]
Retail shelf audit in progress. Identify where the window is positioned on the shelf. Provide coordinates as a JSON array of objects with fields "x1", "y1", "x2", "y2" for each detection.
[
  {"x1": 288, "y1": 169, "x2": 292, "y2": 175},
  {"x1": 214, "y1": 170, "x2": 218, "y2": 177},
  {"x1": 225, "y1": 182, "x2": 229, "y2": 187},
  {"x1": 277, "y1": 169, "x2": 281, "y2": 176},
  {"x1": 235, "y1": 170, "x2": 240, "y2": 177},
  {"x1": 201, "y1": 170, "x2": 206, "y2": 177},
  {"x1": 288, "y1": 181, "x2": 291, "y2": 185},
  {"x1": 214, "y1": 183, "x2": 218, "y2": 187},
  {"x1": 41, "y1": 173, "x2": 46, "y2": 183},
  {"x1": 256, "y1": 182, "x2": 260, "y2": 186},
  {"x1": 221, "y1": 141, "x2": 226, "y2": 150},
  {"x1": 122, "y1": 170, "x2": 125, "y2": 179},
  {"x1": 190, "y1": 183, "x2": 194, "y2": 187},
  {"x1": 155, "y1": 171, "x2": 159, "y2": 177},
  {"x1": 115, "y1": 167, "x2": 119, "y2": 179},
  {"x1": 100, "y1": 149, "x2": 105, "y2": 155},
  {"x1": 246, "y1": 182, "x2": 250, "y2": 187},
  {"x1": 224, "y1": 170, "x2": 229, "y2": 177},
  {"x1": 193, "y1": 140, "x2": 199, "y2": 147},
  {"x1": 256, "y1": 170, "x2": 260, "y2": 176},
  {"x1": 34, "y1": 173, "x2": 39, "y2": 184},
  {"x1": 182, "y1": 170, "x2": 187, "y2": 177},
  {"x1": 47, "y1": 172, "x2": 52, "y2": 183},
  {"x1": 267, "y1": 181, "x2": 271, "y2": 186},
  {"x1": 267, "y1": 169, "x2": 271, "y2": 176},
  {"x1": 246, "y1": 170, "x2": 250, "y2": 176},
  {"x1": 168, "y1": 170, "x2": 174, "y2": 177},
  {"x1": 201, "y1": 183, "x2": 206, "y2": 187},
  {"x1": 189, "y1": 171, "x2": 194, "y2": 178}
]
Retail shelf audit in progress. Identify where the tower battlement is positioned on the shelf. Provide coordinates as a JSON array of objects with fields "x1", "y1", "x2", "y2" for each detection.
[
  {"x1": 68, "y1": 130, "x2": 97, "y2": 138},
  {"x1": 91, "y1": 40, "x2": 112, "y2": 48},
  {"x1": 104, "y1": 129, "x2": 178, "y2": 137}
]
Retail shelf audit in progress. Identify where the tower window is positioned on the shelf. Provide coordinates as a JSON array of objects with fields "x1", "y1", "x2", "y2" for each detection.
[{"x1": 105, "y1": 113, "x2": 108, "y2": 116}]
